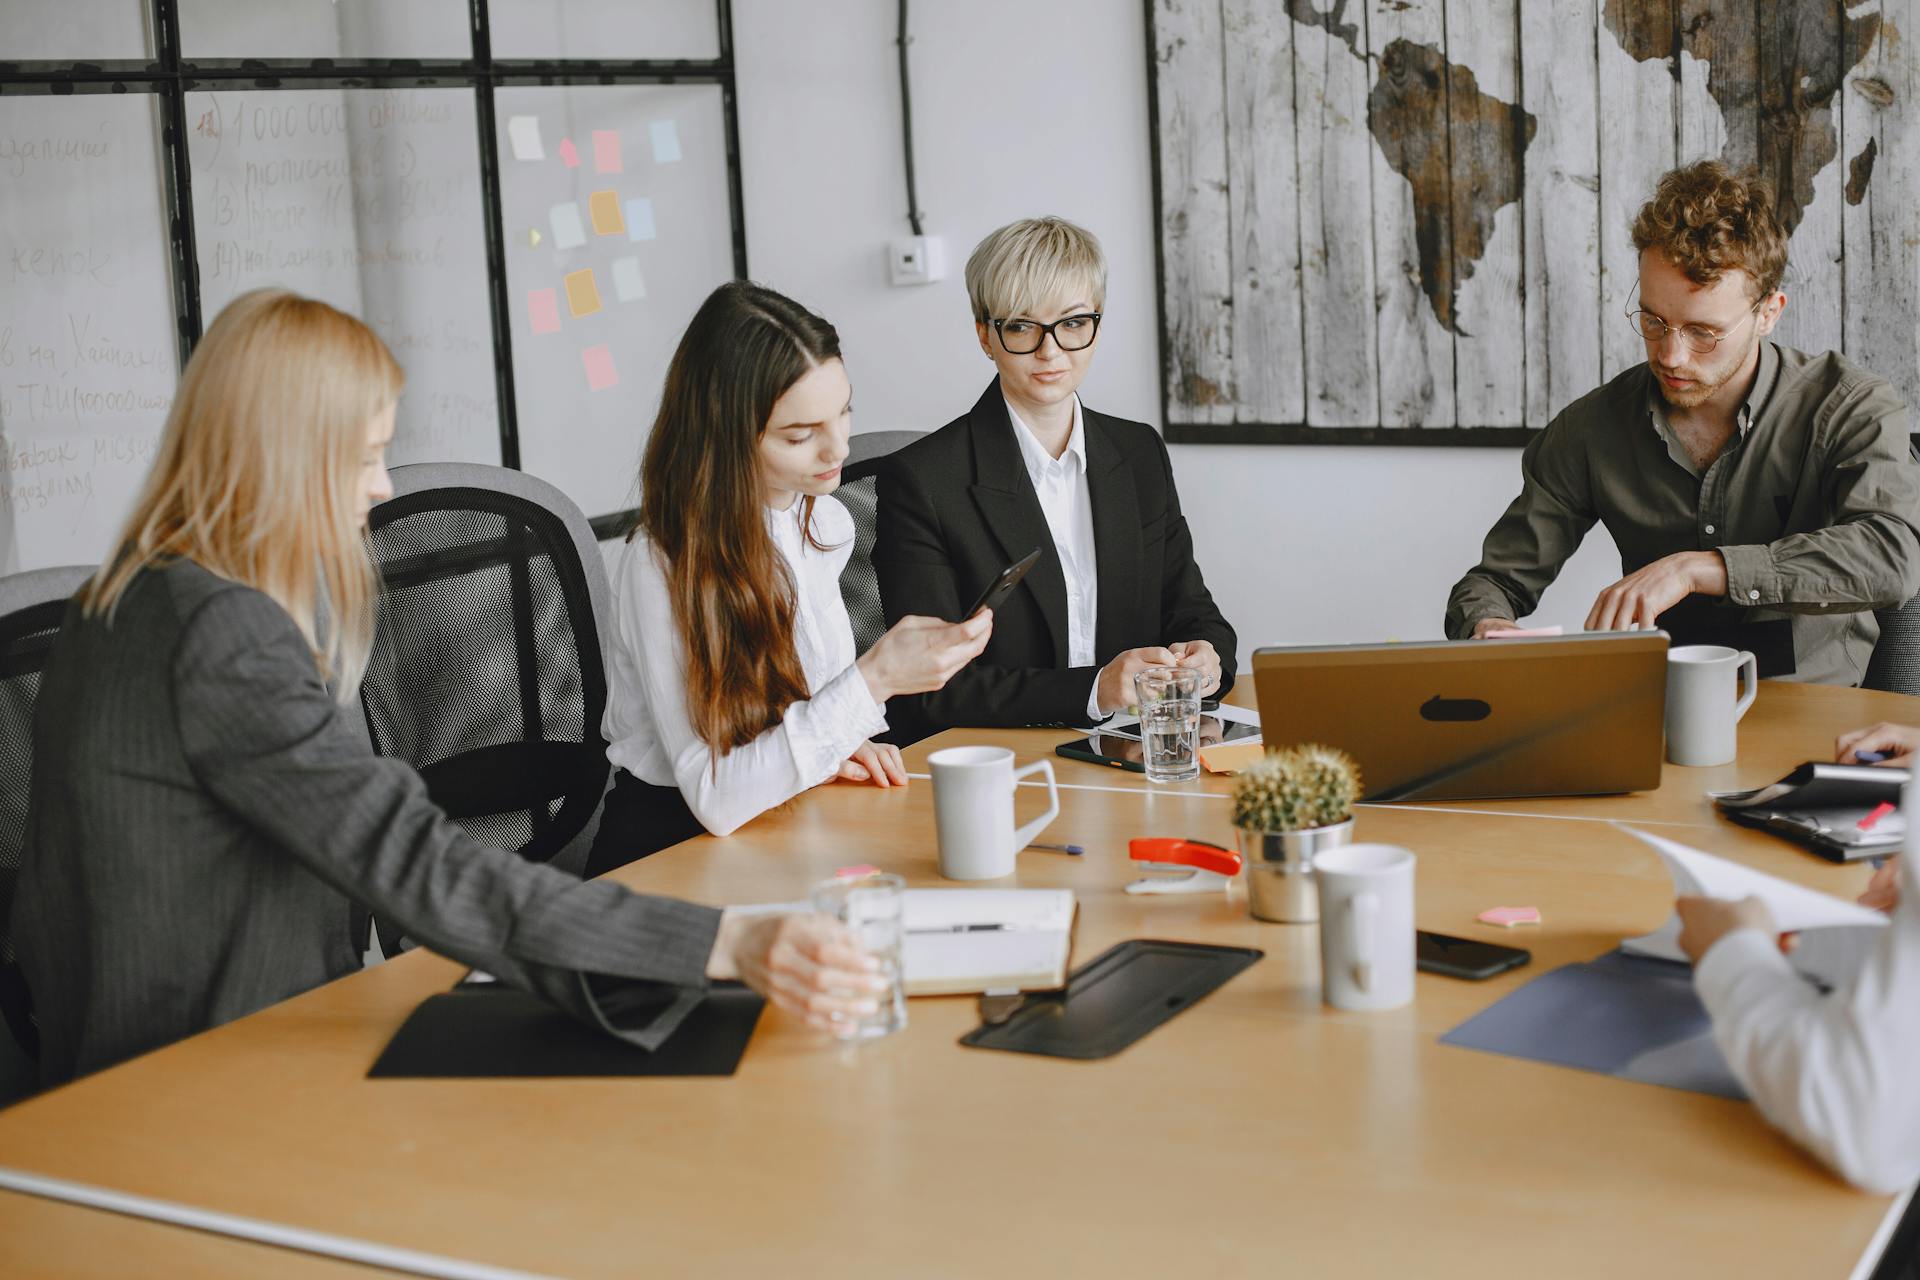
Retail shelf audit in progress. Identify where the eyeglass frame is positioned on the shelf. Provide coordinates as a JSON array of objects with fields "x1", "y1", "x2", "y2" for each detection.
[
  {"x1": 987, "y1": 311, "x2": 1103, "y2": 355},
  {"x1": 1624, "y1": 290, "x2": 1766, "y2": 354}
]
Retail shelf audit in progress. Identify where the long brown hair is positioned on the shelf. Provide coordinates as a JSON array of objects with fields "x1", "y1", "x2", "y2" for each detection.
[
  {"x1": 638, "y1": 281, "x2": 842, "y2": 754},
  {"x1": 84, "y1": 289, "x2": 402, "y2": 701}
]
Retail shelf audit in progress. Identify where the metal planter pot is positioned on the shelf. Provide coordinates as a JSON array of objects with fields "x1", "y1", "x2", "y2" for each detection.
[{"x1": 1235, "y1": 818, "x2": 1355, "y2": 923}]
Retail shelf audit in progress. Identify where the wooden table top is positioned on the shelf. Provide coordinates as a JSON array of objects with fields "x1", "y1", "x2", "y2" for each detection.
[{"x1": 0, "y1": 679, "x2": 1912, "y2": 1278}]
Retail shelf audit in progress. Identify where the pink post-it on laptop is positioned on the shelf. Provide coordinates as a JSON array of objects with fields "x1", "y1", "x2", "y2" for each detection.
[
  {"x1": 1484, "y1": 625, "x2": 1564, "y2": 639},
  {"x1": 1477, "y1": 906, "x2": 1541, "y2": 928}
]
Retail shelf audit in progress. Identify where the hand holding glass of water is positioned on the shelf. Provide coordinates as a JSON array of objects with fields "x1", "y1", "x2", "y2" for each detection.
[
  {"x1": 1133, "y1": 666, "x2": 1203, "y2": 783},
  {"x1": 809, "y1": 872, "x2": 908, "y2": 1039}
]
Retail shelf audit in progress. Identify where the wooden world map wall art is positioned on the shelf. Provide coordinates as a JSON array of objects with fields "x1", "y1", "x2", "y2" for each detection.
[{"x1": 1148, "y1": 0, "x2": 1920, "y2": 444}]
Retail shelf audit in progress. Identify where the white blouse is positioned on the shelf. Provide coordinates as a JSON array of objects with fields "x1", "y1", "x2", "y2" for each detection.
[
  {"x1": 602, "y1": 494, "x2": 887, "y2": 836},
  {"x1": 1694, "y1": 847, "x2": 1920, "y2": 1193}
]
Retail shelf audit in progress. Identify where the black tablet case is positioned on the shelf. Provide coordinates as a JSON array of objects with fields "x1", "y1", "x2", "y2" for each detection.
[
  {"x1": 960, "y1": 939, "x2": 1262, "y2": 1060},
  {"x1": 368, "y1": 980, "x2": 764, "y2": 1079}
]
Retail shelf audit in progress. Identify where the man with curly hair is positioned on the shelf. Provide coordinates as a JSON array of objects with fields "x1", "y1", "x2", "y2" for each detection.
[{"x1": 1446, "y1": 160, "x2": 1920, "y2": 685}]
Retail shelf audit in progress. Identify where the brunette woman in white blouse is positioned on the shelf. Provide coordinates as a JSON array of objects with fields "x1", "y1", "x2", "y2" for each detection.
[{"x1": 585, "y1": 282, "x2": 992, "y2": 875}]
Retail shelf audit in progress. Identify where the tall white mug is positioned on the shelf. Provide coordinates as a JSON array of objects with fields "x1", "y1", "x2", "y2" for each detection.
[
  {"x1": 927, "y1": 746, "x2": 1061, "y2": 880},
  {"x1": 1313, "y1": 844, "x2": 1416, "y2": 1012},
  {"x1": 1665, "y1": 644, "x2": 1758, "y2": 767}
]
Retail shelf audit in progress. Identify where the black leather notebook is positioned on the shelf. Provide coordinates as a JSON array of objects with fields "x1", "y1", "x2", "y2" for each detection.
[{"x1": 368, "y1": 980, "x2": 765, "y2": 1079}]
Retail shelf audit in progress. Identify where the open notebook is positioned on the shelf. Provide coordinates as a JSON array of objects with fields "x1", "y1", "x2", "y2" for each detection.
[{"x1": 731, "y1": 888, "x2": 1077, "y2": 996}]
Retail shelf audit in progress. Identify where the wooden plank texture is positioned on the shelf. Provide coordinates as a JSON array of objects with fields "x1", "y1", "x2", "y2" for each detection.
[{"x1": 1842, "y1": 0, "x2": 1920, "y2": 413}]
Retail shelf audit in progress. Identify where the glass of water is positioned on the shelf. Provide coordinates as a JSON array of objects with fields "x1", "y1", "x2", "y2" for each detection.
[
  {"x1": 808, "y1": 872, "x2": 907, "y2": 1039},
  {"x1": 1133, "y1": 666, "x2": 1203, "y2": 783}
]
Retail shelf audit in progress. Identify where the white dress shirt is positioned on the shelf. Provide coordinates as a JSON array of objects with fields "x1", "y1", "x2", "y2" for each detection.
[
  {"x1": 1693, "y1": 849, "x2": 1920, "y2": 1193},
  {"x1": 601, "y1": 494, "x2": 886, "y2": 836},
  {"x1": 1004, "y1": 395, "x2": 1105, "y2": 719}
]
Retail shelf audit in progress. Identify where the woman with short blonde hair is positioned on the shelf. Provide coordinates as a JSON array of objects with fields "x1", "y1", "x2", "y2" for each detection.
[
  {"x1": 10, "y1": 289, "x2": 884, "y2": 1086},
  {"x1": 874, "y1": 216, "x2": 1236, "y2": 741}
]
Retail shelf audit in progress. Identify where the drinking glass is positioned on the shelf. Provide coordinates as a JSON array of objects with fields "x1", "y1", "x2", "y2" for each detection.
[
  {"x1": 1133, "y1": 667, "x2": 1203, "y2": 783},
  {"x1": 809, "y1": 872, "x2": 907, "y2": 1039}
]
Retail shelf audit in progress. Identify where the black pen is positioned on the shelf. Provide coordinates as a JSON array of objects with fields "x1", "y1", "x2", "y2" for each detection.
[
  {"x1": 907, "y1": 923, "x2": 1007, "y2": 934},
  {"x1": 1028, "y1": 841, "x2": 1085, "y2": 856}
]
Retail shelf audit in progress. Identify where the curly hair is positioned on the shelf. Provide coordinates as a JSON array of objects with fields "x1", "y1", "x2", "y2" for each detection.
[{"x1": 1630, "y1": 160, "x2": 1788, "y2": 300}]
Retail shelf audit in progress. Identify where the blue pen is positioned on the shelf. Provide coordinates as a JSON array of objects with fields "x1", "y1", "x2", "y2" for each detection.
[{"x1": 1856, "y1": 750, "x2": 1891, "y2": 764}]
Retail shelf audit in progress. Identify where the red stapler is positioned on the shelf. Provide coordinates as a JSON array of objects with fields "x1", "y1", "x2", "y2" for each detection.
[{"x1": 1126, "y1": 837, "x2": 1241, "y2": 895}]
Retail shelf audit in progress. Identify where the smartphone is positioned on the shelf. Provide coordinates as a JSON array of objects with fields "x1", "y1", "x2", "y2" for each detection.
[
  {"x1": 962, "y1": 547, "x2": 1043, "y2": 620},
  {"x1": 1415, "y1": 930, "x2": 1531, "y2": 980}
]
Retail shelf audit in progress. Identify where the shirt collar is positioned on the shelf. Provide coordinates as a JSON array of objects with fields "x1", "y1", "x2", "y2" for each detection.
[
  {"x1": 1004, "y1": 393, "x2": 1086, "y2": 483},
  {"x1": 1645, "y1": 340, "x2": 1780, "y2": 440}
]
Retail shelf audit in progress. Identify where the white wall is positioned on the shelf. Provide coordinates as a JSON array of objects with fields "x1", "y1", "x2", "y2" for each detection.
[{"x1": 729, "y1": 0, "x2": 1624, "y2": 667}]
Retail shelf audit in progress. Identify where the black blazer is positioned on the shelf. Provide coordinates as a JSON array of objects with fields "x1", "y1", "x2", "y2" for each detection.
[{"x1": 874, "y1": 380, "x2": 1236, "y2": 741}]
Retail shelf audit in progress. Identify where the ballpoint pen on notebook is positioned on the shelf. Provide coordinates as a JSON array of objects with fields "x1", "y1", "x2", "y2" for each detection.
[{"x1": 1027, "y1": 841, "x2": 1084, "y2": 856}]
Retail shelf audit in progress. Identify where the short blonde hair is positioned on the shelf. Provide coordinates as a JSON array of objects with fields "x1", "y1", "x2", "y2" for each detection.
[
  {"x1": 85, "y1": 289, "x2": 403, "y2": 702},
  {"x1": 964, "y1": 216, "x2": 1108, "y2": 324}
]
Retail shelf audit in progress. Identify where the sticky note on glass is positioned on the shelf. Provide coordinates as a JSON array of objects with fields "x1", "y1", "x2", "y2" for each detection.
[
  {"x1": 611, "y1": 255, "x2": 646, "y2": 301},
  {"x1": 1477, "y1": 906, "x2": 1541, "y2": 928},
  {"x1": 1199, "y1": 741, "x2": 1265, "y2": 775},
  {"x1": 558, "y1": 136, "x2": 580, "y2": 168},
  {"x1": 588, "y1": 190, "x2": 625, "y2": 237},
  {"x1": 548, "y1": 202, "x2": 586, "y2": 249},
  {"x1": 563, "y1": 268, "x2": 602, "y2": 318},
  {"x1": 624, "y1": 197, "x2": 656, "y2": 241},
  {"x1": 582, "y1": 344, "x2": 618, "y2": 392},
  {"x1": 526, "y1": 287, "x2": 560, "y2": 334},
  {"x1": 649, "y1": 119, "x2": 682, "y2": 164},
  {"x1": 507, "y1": 115, "x2": 544, "y2": 161},
  {"x1": 592, "y1": 129, "x2": 621, "y2": 173}
]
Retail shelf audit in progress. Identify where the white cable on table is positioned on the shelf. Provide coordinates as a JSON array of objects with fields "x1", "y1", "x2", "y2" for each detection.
[{"x1": 0, "y1": 1165, "x2": 558, "y2": 1280}]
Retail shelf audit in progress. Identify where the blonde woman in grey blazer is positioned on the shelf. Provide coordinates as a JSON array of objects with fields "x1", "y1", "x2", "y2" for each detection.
[{"x1": 8, "y1": 290, "x2": 884, "y2": 1087}]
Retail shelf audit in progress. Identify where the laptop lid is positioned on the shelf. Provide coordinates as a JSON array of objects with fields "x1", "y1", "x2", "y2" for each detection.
[{"x1": 1251, "y1": 633, "x2": 1668, "y2": 803}]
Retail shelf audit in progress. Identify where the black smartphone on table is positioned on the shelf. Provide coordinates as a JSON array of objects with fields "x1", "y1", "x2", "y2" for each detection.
[
  {"x1": 1415, "y1": 931, "x2": 1531, "y2": 980},
  {"x1": 962, "y1": 547, "x2": 1043, "y2": 620}
]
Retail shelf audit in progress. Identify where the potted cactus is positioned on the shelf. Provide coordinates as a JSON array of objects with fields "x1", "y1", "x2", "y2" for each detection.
[{"x1": 1230, "y1": 744, "x2": 1361, "y2": 923}]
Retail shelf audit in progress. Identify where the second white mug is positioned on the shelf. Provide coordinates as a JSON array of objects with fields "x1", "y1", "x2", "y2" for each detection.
[
  {"x1": 1313, "y1": 843, "x2": 1416, "y2": 1012},
  {"x1": 927, "y1": 746, "x2": 1061, "y2": 880}
]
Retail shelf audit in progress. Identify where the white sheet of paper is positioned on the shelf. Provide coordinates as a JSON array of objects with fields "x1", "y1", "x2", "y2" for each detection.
[
  {"x1": 506, "y1": 114, "x2": 544, "y2": 161},
  {"x1": 610, "y1": 255, "x2": 646, "y2": 301},
  {"x1": 547, "y1": 201, "x2": 586, "y2": 249},
  {"x1": 1617, "y1": 826, "x2": 1887, "y2": 965}
]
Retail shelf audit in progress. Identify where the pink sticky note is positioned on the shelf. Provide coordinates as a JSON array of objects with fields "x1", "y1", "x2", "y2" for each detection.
[
  {"x1": 834, "y1": 864, "x2": 883, "y2": 879},
  {"x1": 1485, "y1": 625, "x2": 1564, "y2": 639},
  {"x1": 558, "y1": 136, "x2": 580, "y2": 168},
  {"x1": 1859, "y1": 801, "x2": 1898, "y2": 831},
  {"x1": 1477, "y1": 906, "x2": 1542, "y2": 928},
  {"x1": 582, "y1": 343, "x2": 617, "y2": 391},
  {"x1": 526, "y1": 288, "x2": 560, "y2": 335},
  {"x1": 592, "y1": 129, "x2": 621, "y2": 173}
]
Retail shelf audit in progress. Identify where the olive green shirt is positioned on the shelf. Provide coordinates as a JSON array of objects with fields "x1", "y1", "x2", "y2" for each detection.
[{"x1": 1446, "y1": 343, "x2": 1920, "y2": 685}]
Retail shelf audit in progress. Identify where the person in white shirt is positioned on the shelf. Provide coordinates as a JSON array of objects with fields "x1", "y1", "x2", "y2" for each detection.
[
  {"x1": 585, "y1": 283, "x2": 991, "y2": 875},
  {"x1": 1675, "y1": 719, "x2": 1920, "y2": 1195},
  {"x1": 874, "y1": 217, "x2": 1236, "y2": 743}
]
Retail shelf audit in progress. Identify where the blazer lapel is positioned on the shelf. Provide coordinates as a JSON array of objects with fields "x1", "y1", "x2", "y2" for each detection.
[
  {"x1": 965, "y1": 380, "x2": 1070, "y2": 664},
  {"x1": 1084, "y1": 406, "x2": 1143, "y2": 657}
]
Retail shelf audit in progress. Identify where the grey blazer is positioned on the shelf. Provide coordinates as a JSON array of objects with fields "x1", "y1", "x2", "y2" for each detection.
[{"x1": 10, "y1": 560, "x2": 722, "y2": 1086}]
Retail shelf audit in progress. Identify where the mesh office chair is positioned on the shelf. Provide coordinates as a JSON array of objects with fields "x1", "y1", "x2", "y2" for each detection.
[
  {"x1": 0, "y1": 565, "x2": 94, "y2": 1069},
  {"x1": 362, "y1": 464, "x2": 613, "y2": 880},
  {"x1": 1864, "y1": 593, "x2": 1920, "y2": 697},
  {"x1": 838, "y1": 431, "x2": 925, "y2": 654}
]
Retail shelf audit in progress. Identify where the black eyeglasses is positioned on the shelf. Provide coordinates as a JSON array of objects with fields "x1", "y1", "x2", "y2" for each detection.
[{"x1": 989, "y1": 312, "x2": 1102, "y2": 355}]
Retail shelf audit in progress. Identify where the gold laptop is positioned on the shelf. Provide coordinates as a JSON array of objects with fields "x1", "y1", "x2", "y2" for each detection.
[{"x1": 1251, "y1": 633, "x2": 1668, "y2": 802}]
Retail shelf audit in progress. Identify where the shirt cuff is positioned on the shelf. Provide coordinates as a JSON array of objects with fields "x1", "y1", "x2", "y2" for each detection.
[
  {"x1": 1085, "y1": 672, "x2": 1105, "y2": 722},
  {"x1": 1716, "y1": 543, "x2": 1776, "y2": 608},
  {"x1": 785, "y1": 663, "x2": 889, "y2": 786},
  {"x1": 1693, "y1": 926, "x2": 1794, "y2": 1014}
]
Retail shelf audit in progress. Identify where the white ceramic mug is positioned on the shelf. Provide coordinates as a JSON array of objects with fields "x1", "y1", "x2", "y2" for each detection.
[
  {"x1": 1665, "y1": 644, "x2": 1759, "y2": 767},
  {"x1": 927, "y1": 746, "x2": 1061, "y2": 880},
  {"x1": 1313, "y1": 843, "x2": 1416, "y2": 1012}
]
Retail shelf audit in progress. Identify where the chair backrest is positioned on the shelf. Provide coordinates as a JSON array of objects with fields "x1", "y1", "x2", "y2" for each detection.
[
  {"x1": 0, "y1": 564, "x2": 95, "y2": 1065},
  {"x1": 1865, "y1": 592, "x2": 1920, "y2": 697},
  {"x1": 837, "y1": 432, "x2": 925, "y2": 655},
  {"x1": 362, "y1": 464, "x2": 612, "y2": 873}
]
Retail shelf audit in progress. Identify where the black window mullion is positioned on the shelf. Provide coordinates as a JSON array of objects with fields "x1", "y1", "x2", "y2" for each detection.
[
  {"x1": 154, "y1": 0, "x2": 203, "y2": 362},
  {"x1": 470, "y1": 0, "x2": 521, "y2": 471}
]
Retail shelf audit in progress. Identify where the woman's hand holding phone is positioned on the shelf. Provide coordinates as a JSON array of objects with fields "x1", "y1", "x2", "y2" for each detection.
[{"x1": 856, "y1": 612, "x2": 993, "y2": 703}]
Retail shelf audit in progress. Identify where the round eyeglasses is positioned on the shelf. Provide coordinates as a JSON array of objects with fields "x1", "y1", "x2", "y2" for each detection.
[
  {"x1": 1625, "y1": 300, "x2": 1761, "y2": 354},
  {"x1": 990, "y1": 312, "x2": 1102, "y2": 355}
]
